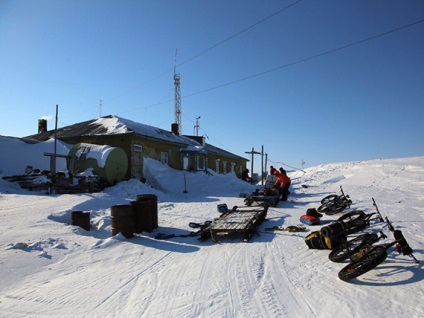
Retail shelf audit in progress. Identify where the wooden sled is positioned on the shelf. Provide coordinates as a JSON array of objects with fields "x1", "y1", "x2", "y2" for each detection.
[{"x1": 200, "y1": 205, "x2": 268, "y2": 242}]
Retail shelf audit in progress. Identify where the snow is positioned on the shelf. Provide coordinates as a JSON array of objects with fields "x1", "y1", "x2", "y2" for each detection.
[
  {"x1": 74, "y1": 143, "x2": 116, "y2": 168},
  {"x1": 0, "y1": 137, "x2": 423, "y2": 317},
  {"x1": 92, "y1": 116, "x2": 200, "y2": 146},
  {"x1": 0, "y1": 136, "x2": 69, "y2": 176}
]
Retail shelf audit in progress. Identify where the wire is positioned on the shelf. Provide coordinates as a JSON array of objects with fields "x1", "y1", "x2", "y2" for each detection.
[
  {"x1": 268, "y1": 158, "x2": 305, "y2": 173},
  {"x1": 183, "y1": 18, "x2": 424, "y2": 98},
  {"x1": 178, "y1": 0, "x2": 305, "y2": 67},
  {"x1": 123, "y1": 17, "x2": 424, "y2": 110},
  {"x1": 104, "y1": 1, "x2": 304, "y2": 106}
]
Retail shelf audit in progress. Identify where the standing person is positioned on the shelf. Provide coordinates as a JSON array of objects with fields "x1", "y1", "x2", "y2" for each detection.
[
  {"x1": 270, "y1": 165, "x2": 277, "y2": 176},
  {"x1": 278, "y1": 169, "x2": 291, "y2": 201},
  {"x1": 242, "y1": 169, "x2": 251, "y2": 182}
]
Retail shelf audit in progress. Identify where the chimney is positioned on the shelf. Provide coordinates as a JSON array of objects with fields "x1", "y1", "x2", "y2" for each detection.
[
  {"x1": 38, "y1": 119, "x2": 47, "y2": 134},
  {"x1": 171, "y1": 123, "x2": 179, "y2": 136}
]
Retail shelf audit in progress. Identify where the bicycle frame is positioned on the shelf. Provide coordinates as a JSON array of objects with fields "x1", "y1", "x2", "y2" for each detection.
[
  {"x1": 318, "y1": 186, "x2": 352, "y2": 214},
  {"x1": 338, "y1": 199, "x2": 419, "y2": 281}
]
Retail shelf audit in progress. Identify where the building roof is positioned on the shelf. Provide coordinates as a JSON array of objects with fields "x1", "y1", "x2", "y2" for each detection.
[
  {"x1": 25, "y1": 115, "x2": 248, "y2": 161},
  {"x1": 26, "y1": 115, "x2": 195, "y2": 146}
]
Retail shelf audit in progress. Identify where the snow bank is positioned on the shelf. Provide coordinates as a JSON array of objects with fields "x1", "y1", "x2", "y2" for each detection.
[{"x1": 0, "y1": 136, "x2": 69, "y2": 176}]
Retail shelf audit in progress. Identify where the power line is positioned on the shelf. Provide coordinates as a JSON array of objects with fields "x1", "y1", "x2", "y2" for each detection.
[
  {"x1": 268, "y1": 158, "x2": 305, "y2": 173},
  {"x1": 104, "y1": 1, "x2": 304, "y2": 106},
  {"x1": 178, "y1": 0, "x2": 305, "y2": 67},
  {"x1": 183, "y1": 18, "x2": 424, "y2": 99},
  {"x1": 115, "y1": 18, "x2": 424, "y2": 115}
]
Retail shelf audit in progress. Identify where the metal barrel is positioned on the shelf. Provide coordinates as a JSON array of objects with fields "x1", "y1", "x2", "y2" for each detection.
[
  {"x1": 71, "y1": 211, "x2": 90, "y2": 231},
  {"x1": 110, "y1": 205, "x2": 134, "y2": 238}
]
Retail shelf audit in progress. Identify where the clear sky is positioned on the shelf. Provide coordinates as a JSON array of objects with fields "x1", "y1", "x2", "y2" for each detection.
[{"x1": 1, "y1": 0, "x2": 423, "y2": 173}]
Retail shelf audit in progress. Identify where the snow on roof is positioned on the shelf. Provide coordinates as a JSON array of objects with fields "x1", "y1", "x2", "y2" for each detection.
[
  {"x1": 91, "y1": 115, "x2": 200, "y2": 146},
  {"x1": 24, "y1": 115, "x2": 246, "y2": 161}
]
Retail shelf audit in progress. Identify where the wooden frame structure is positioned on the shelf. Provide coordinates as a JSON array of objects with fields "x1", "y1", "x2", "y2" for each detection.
[{"x1": 200, "y1": 205, "x2": 268, "y2": 242}]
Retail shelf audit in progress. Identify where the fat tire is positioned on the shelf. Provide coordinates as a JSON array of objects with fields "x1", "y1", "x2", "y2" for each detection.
[
  {"x1": 321, "y1": 194, "x2": 338, "y2": 205},
  {"x1": 317, "y1": 202, "x2": 333, "y2": 213},
  {"x1": 325, "y1": 203, "x2": 348, "y2": 215},
  {"x1": 338, "y1": 211, "x2": 368, "y2": 234},
  {"x1": 328, "y1": 234, "x2": 377, "y2": 263},
  {"x1": 338, "y1": 210, "x2": 366, "y2": 224},
  {"x1": 338, "y1": 246, "x2": 387, "y2": 281}
]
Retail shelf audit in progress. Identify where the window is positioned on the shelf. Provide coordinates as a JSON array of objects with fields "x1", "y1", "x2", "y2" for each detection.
[
  {"x1": 215, "y1": 159, "x2": 220, "y2": 173},
  {"x1": 133, "y1": 144, "x2": 143, "y2": 153},
  {"x1": 195, "y1": 155, "x2": 199, "y2": 171},
  {"x1": 160, "y1": 152, "x2": 169, "y2": 165}
]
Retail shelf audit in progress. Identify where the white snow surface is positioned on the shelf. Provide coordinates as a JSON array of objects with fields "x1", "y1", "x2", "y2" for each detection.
[
  {"x1": 91, "y1": 116, "x2": 200, "y2": 146},
  {"x1": 0, "y1": 137, "x2": 423, "y2": 317},
  {"x1": 74, "y1": 143, "x2": 116, "y2": 168}
]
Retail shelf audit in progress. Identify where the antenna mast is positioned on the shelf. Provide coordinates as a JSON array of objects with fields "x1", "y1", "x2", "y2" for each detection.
[
  {"x1": 174, "y1": 49, "x2": 182, "y2": 135},
  {"x1": 194, "y1": 116, "x2": 201, "y2": 136}
]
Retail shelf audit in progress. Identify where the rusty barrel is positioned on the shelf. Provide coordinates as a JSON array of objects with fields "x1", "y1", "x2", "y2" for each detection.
[
  {"x1": 110, "y1": 204, "x2": 134, "y2": 238},
  {"x1": 71, "y1": 211, "x2": 90, "y2": 231},
  {"x1": 132, "y1": 194, "x2": 158, "y2": 232}
]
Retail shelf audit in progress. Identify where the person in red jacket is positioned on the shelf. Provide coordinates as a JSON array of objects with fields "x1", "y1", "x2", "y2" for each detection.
[
  {"x1": 242, "y1": 169, "x2": 251, "y2": 183},
  {"x1": 279, "y1": 169, "x2": 291, "y2": 201},
  {"x1": 274, "y1": 168, "x2": 291, "y2": 201},
  {"x1": 270, "y1": 165, "x2": 277, "y2": 176}
]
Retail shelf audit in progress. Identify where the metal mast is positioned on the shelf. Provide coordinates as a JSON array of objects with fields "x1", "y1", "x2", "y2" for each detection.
[
  {"x1": 174, "y1": 49, "x2": 181, "y2": 135},
  {"x1": 194, "y1": 116, "x2": 200, "y2": 136}
]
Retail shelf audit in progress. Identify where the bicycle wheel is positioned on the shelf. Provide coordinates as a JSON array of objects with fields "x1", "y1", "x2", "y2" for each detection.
[
  {"x1": 338, "y1": 210, "x2": 366, "y2": 224},
  {"x1": 338, "y1": 211, "x2": 368, "y2": 234},
  {"x1": 325, "y1": 202, "x2": 349, "y2": 215},
  {"x1": 328, "y1": 233, "x2": 378, "y2": 263},
  {"x1": 321, "y1": 194, "x2": 338, "y2": 205},
  {"x1": 338, "y1": 246, "x2": 387, "y2": 282},
  {"x1": 317, "y1": 202, "x2": 333, "y2": 213}
]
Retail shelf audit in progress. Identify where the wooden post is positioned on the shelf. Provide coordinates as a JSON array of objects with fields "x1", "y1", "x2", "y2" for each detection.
[
  {"x1": 245, "y1": 147, "x2": 260, "y2": 184},
  {"x1": 261, "y1": 145, "x2": 264, "y2": 185}
]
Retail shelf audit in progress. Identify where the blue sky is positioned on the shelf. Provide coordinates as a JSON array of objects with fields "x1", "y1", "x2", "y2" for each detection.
[{"x1": 1, "y1": 0, "x2": 423, "y2": 172}]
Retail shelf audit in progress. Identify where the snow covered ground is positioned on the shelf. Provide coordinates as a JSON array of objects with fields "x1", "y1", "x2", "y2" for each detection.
[{"x1": 0, "y1": 137, "x2": 423, "y2": 317}]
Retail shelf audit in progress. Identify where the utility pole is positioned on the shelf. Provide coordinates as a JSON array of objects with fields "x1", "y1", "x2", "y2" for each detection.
[
  {"x1": 245, "y1": 147, "x2": 261, "y2": 184},
  {"x1": 261, "y1": 145, "x2": 264, "y2": 185},
  {"x1": 174, "y1": 49, "x2": 182, "y2": 135},
  {"x1": 265, "y1": 153, "x2": 268, "y2": 176}
]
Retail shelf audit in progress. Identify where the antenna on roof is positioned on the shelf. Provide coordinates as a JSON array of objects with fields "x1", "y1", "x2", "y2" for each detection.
[
  {"x1": 174, "y1": 49, "x2": 182, "y2": 135},
  {"x1": 194, "y1": 116, "x2": 200, "y2": 136}
]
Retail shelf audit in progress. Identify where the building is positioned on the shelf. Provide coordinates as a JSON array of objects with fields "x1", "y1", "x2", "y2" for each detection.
[{"x1": 26, "y1": 115, "x2": 248, "y2": 180}]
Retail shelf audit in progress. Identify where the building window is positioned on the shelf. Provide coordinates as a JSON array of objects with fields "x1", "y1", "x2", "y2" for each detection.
[
  {"x1": 215, "y1": 159, "x2": 220, "y2": 174},
  {"x1": 195, "y1": 155, "x2": 199, "y2": 171},
  {"x1": 183, "y1": 155, "x2": 190, "y2": 170},
  {"x1": 160, "y1": 152, "x2": 169, "y2": 165},
  {"x1": 133, "y1": 144, "x2": 143, "y2": 153}
]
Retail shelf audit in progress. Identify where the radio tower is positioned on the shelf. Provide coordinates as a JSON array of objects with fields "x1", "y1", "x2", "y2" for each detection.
[{"x1": 174, "y1": 49, "x2": 182, "y2": 135}]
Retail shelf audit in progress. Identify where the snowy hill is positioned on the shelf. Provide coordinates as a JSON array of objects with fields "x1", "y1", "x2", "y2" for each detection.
[{"x1": 0, "y1": 137, "x2": 423, "y2": 317}]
